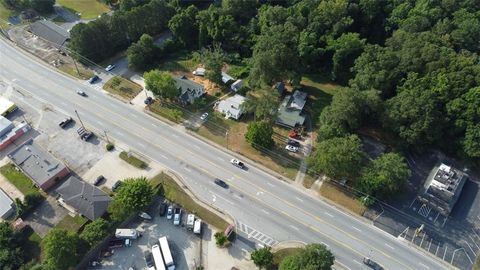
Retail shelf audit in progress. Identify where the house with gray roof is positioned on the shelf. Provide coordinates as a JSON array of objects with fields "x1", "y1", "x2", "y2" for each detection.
[
  {"x1": 56, "y1": 176, "x2": 112, "y2": 220},
  {"x1": 29, "y1": 20, "x2": 70, "y2": 48},
  {"x1": 175, "y1": 76, "x2": 205, "y2": 105},
  {"x1": 8, "y1": 139, "x2": 70, "y2": 191},
  {"x1": 275, "y1": 90, "x2": 307, "y2": 128}
]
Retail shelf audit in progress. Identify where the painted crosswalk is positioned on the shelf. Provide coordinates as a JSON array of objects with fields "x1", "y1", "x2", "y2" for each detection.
[{"x1": 236, "y1": 220, "x2": 278, "y2": 247}]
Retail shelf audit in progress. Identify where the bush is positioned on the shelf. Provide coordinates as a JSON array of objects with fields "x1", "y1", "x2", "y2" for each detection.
[
  {"x1": 119, "y1": 151, "x2": 147, "y2": 169},
  {"x1": 106, "y1": 143, "x2": 114, "y2": 151},
  {"x1": 214, "y1": 231, "x2": 228, "y2": 247}
]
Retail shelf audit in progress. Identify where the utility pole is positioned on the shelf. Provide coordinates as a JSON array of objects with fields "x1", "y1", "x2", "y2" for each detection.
[
  {"x1": 225, "y1": 130, "x2": 229, "y2": 149},
  {"x1": 74, "y1": 109, "x2": 85, "y2": 129},
  {"x1": 104, "y1": 130, "x2": 110, "y2": 144}
]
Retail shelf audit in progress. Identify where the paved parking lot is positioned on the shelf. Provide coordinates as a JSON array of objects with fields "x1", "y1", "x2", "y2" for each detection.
[{"x1": 98, "y1": 205, "x2": 201, "y2": 270}]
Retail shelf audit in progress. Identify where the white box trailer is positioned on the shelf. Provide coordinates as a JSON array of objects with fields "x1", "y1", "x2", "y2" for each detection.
[
  {"x1": 193, "y1": 219, "x2": 201, "y2": 234},
  {"x1": 159, "y1": 236, "x2": 175, "y2": 270},
  {"x1": 152, "y1": 244, "x2": 166, "y2": 270},
  {"x1": 115, "y1": 229, "x2": 140, "y2": 239}
]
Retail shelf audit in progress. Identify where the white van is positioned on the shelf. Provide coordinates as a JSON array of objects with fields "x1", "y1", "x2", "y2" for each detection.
[
  {"x1": 186, "y1": 214, "x2": 195, "y2": 230},
  {"x1": 193, "y1": 219, "x2": 202, "y2": 234}
]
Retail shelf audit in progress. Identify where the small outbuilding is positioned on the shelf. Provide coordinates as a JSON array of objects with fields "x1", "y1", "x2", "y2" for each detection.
[{"x1": 230, "y1": 79, "x2": 243, "y2": 92}]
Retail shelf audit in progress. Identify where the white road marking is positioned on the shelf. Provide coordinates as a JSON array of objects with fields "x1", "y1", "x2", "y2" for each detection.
[
  {"x1": 117, "y1": 132, "x2": 125, "y2": 137},
  {"x1": 131, "y1": 114, "x2": 138, "y2": 118},
  {"x1": 217, "y1": 157, "x2": 223, "y2": 161},
  {"x1": 160, "y1": 154, "x2": 168, "y2": 160},
  {"x1": 352, "y1": 260, "x2": 362, "y2": 265},
  {"x1": 266, "y1": 182, "x2": 275, "y2": 187},
  {"x1": 256, "y1": 191, "x2": 264, "y2": 196},
  {"x1": 419, "y1": 262, "x2": 430, "y2": 269},
  {"x1": 262, "y1": 209, "x2": 270, "y2": 215},
  {"x1": 352, "y1": 226, "x2": 361, "y2": 232},
  {"x1": 384, "y1": 243, "x2": 395, "y2": 250},
  {"x1": 151, "y1": 123, "x2": 156, "y2": 127},
  {"x1": 241, "y1": 248, "x2": 248, "y2": 253},
  {"x1": 295, "y1": 196, "x2": 303, "y2": 202},
  {"x1": 289, "y1": 225, "x2": 299, "y2": 231},
  {"x1": 193, "y1": 145, "x2": 200, "y2": 150},
  {"x1": 96, "y1": 120, "x2": 104, "y2": 126},
  {"x1": 324, "y1": 212, "x2": 334, "y2": 217},
  {"x1": 60, "y1": 101, "x2": 67, "y2": 106},
  {"x1": 137, "y1": 142, "x2": 146, "y2": 148},
  {"x1": 184, "y1": 167, "x2": 192, "y2": 172},
  {"x1": 321, "y1": 242, "x2": 330, "y2": 248},
  {"x1": 172, "y1": 134, "x2": 179, "y2": 138}
]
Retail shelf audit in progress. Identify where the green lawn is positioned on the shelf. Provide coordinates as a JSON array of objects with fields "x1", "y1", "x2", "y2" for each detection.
[
  {"x1": 0, "y1": 164, "x2": 44, "y2": 196},
  {"x1": 151, "y1": 173, "x2": 229, "y2": 230},
  {"x1": 57, "y1": 0, "x2": 110, "y2": 20},
  {"x1": 148, "y1": 101, "x2": 186, "y2": 124},
  {"x1": 158, "y1": 52, "x2": 199, "y2": 73},
  {"x1": 103, "y1": 76, "x2": 143, "y2": 100},
  {"x1": 119, "y1": 151, "x2": 147, "y2": 169},
  {"x1": 301, "y1": 74, "x2": 341, "y2": 129},
  {"x1": 0, "y1": 4, "x2": 18, "y2": 26},
  {"x1": 58, "y1": 64, "x2": 94, "y2": 80},
  {"x1": 56, "y1": 214, "x2": 88, "y2": 233},
  {"x1": 273, "y1": 247, "x2": 303, "y2": 267}
]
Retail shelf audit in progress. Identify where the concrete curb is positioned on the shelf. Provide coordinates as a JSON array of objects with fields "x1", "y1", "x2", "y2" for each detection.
[
  {"x1": 271, "y1": 240, "x2": 306, "y2": 253},
  {"x1": 164, "y1": 169, "x2": 236, "y2": 229}
]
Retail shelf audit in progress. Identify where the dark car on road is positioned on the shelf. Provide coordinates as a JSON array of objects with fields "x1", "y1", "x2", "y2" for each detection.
[
  {"x1": 88, "y1": 75, "x2": 99, "y2": 84},
  {"x1": 363, "y1": 257, "x2": 384, "y2": 270},
  {"x1": 58, "y1": 117, "x2": 73, "y2": 128},
  {"x1": 214, "y1": 178, "x2": 229, "y2": 189},
  {"x1": 159, "y1": 202, "x2": 167, "y2": 216},
  {"x1": 112, "y1": 180, "x2": 122, "y2": 192},
  {"x1": 144, "y1": 96, "x2": 153, "y2": 105},
  {"x1": 93, "y1": 175, "x2": 104, "y2": 186}
]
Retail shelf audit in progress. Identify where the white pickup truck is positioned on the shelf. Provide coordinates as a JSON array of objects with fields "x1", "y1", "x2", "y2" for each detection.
[{"x1": 230, "y1": 158, "x2": 245, "y2": 169}]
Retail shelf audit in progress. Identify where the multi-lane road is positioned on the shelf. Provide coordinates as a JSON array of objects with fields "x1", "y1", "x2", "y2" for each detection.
[{"x1": 0, "y1": 37, "x2": 451, "y2": 270}]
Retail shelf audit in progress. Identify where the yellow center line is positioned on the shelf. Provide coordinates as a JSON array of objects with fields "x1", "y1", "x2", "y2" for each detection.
[{"x1": 25, "y1": 81, "x2": 412, "y2": 269}]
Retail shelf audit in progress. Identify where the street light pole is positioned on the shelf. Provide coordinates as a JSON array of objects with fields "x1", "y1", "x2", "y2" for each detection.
[
  {"x1": 74, "y1": 109, "x2": 85, "y2": 129},
  {"x1": 104, "y1": 130, "x2": 110, "y2": 144}
]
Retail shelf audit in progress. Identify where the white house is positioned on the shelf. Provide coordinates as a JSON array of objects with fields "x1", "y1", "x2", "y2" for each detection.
[
  {"x1": 215, "y1": 94, "x2": 246, "y2": 120},
  {"x1": 231, "y1": 79, "x2": 243, "y2": 92}
]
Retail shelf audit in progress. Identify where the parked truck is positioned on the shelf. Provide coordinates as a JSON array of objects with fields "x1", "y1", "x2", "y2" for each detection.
[
  {"x1": 108, "y1": 238, "x2": 131, "y2": 249},
  {"x1": 115, "y1": 229, "x2": 140, "y2": 239}
]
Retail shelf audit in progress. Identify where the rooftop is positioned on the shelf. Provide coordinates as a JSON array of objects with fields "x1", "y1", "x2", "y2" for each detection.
[
  {"x1": 29, "y1": 20, "x2": 70, "y2": 48},
  {"x1": 0, "y1": 96, "x2": 15, "y2": 115},
  {"x1": 0, "y1": 188, "x2": 14, "y2": 219},
  {"x1": 222, "y1": 72, "x2": 234, "y2": 84},
  {"x1": 56, "y1": 176, "x2": 112, "y2": 220},
  {"x1": 276, "y1": 95, "x2": 306, "y2": 128},
  {"x1": 8, "y1": 139, "x2": 67, "y2": 188},
  {"x1": 289, "y1": 90, "x2": 307, "y2": 110},
  {"x1": 216, "y1": 94, "x2": 246, "y2": 119},
  {"x1": 0, "y1": 116, "x2": 14, "y2": 137},
  {"x1": 419, "y1": 163, "x2": 468, "y2": 216}
]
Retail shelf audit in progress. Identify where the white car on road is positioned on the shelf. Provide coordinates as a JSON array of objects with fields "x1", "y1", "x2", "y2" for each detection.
[
  {"x1": 230, "y1": 158, "x2": 245, "y2": 169},
  {"x1": 105, "y1": 64, "x2": 116, "y2": 72},
  {"x1": 285, "y1": 145, "x2": 299, "y2": 152}
]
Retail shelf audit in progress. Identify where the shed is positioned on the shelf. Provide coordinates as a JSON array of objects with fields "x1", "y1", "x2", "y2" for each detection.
[
  {"x1": 231, "y1": 79, "x2": 243, "y2": 92},
  {"x1": 222, "y1": 72, "x2": 234, "y2": 84}
]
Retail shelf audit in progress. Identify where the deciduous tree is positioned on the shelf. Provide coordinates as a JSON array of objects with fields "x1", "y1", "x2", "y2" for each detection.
[
  {"x1": 80, "y1": 218, "x2": 110, "y2": 247},
  {"x1": 144, "y1": 70, "x2": 178, "y2": 100},
  {"x1": 168, "y1": 5, "x2": 199, "y2": 48},
  {"x1": 307, "y1": 135, "x2": 366, "y2": 180},
  {"x1": 42, "y1": 229, "x2": 80, "y2": 270},
  {"x1": 200, "y1": 44, "x2": 226, "y2": 85},
  {"x1": 127, "y1": 34, "x2": 158, "y2": 70},
  {"x1": 279, "y1": 244, "x2": 334, "y2": 270},
  {"x1": 251, "y1": 246, "x2": 274, "y2": 269},
  {"x1": 358, "y1": 152, "x2": 411, "y2": 198},
  {"x1": 245, "y1": 121, "x2": 274, "y2": 150}
]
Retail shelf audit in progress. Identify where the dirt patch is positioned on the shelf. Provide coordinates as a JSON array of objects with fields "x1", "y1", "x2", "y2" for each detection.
[{"x1": 8, "y1": 26, "x2": 93, "y2": 80}]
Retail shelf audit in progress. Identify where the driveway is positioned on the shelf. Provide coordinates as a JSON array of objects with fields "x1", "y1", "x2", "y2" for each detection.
[{"x1": 24, "y1": 195, "x2": 69, "y2": 237}]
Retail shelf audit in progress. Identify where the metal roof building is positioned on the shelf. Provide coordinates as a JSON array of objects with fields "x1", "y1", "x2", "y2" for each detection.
[
  {"x1": 8, "y1": 139, "x2": 70, "y2": 191},
  {"x1": 56, "y1": 176, "x2": 112, "y2": 220},
  {"x1": 29, "y1": 20, "x2": 70, "y2": 48}
]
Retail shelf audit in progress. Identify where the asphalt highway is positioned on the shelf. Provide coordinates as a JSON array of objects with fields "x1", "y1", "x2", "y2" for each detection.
[{"x1": 0, "y1": 38, "x2": 450, "y2": 270}]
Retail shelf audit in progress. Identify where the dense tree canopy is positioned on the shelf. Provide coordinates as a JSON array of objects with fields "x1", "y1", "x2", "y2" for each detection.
[
  {"x1": 144, "y1": 70, "x2": 178, "y2": 100},
  {"x1": 0, "y1": 222, "x2": 24, "y2": 270},
  {"x1": 42, "y1": 229, "x2": 81, "y2": 270},
  {"x1": 127, "y1": 34, "x2": 159, "y2": 70},
  {"x1": 245, "y1": 121, "x2": 274, "y2": 150},
  {"x1": 242, "y1": 89, "x2": 280, "y2": 121},
  {"x1": 358, "y1": 152, "x2": 411, "y2": 198},
  {"x1": 307, "y1": 135, "x2": 366, "y2": 180},
  {"x1": 108, "y1": 177, "x2": 155, "y2": 222},
  {"x1": 251, "y1": 246, "x2": 274, "y2": 269},
  {"x1": 279, "y1": 244, "x2": 335, "y2": 270},
  {"x1": 80, "y1": 218, "x2": 110, "y2": 248}
]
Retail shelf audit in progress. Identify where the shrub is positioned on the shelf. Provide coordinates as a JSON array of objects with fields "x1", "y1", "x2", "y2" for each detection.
[
  {"x1": 106, "y1": 143, "x2": 114, "y2": 151},
  {"x1": 214, "y1": 231, "x2": 228, "y2": 247}
]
